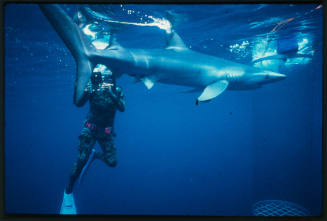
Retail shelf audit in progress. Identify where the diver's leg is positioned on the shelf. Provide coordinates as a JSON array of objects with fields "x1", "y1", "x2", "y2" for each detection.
[
  {"x1": 65, "y1": 127, "x2": 96, "y2": 194},
  {"x1": 96, "y1": 132, "x2": 117, "y2": 167}
]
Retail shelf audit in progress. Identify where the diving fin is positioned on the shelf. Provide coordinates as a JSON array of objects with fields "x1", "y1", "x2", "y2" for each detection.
[
  {"x1": 78, "y1": 148, "x2": 96, "y2": 185},
  {"x1": 60, "y1": 191, "x2": 77, "y2": 215},
  {"x1": 196, "y1": 80, "x2": 229, "y2": 104}
]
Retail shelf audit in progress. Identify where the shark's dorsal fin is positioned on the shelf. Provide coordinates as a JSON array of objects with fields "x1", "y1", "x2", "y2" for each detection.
[
  {"x1": 141, "y1": 77, "x2": 155, "y2": 90},
  {"x1": 106, "y1": 33, "x2": 123, "y2": 50},
  {"x1": 110, "y1": 34, "x2": 119, "y2": 46},
  {"x1": 197, "y1": 80, "x2": 229, "y2": 103},
  {"x1": 166, "y1": 31, "x2": 188, "y2": 50},
  {"x1": 164, "y1": 10, "x2": 188, "y2": 50}
]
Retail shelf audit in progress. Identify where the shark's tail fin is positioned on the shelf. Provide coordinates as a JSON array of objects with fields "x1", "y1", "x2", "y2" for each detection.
[{"x1": 39, "y1": 4, "x2": 94, "y2": 106}]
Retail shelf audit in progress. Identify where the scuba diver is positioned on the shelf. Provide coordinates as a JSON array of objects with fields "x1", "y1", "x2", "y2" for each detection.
[
  {"x1": 38, "y1": 4, "x2": 127, "y2": 215},
  {"x1": 61, "y1": 68, "x2": 125, "y2": 214},
  {"x1": 252, "y1": 4, "x2": 322, "y2": 71}
]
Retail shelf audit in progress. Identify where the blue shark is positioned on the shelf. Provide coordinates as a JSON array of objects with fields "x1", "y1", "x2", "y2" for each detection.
[{"x1": 39, "y1": 4, "x2": 286, "y2": 106}]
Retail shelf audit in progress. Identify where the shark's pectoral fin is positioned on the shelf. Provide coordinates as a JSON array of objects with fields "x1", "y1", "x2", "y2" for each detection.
[
  {"x1": 141, "y1": 77, "x2": 155, "y2": 90},
  {"x1": 197, "y1": 80, "x2": 229, "y2": 103}
]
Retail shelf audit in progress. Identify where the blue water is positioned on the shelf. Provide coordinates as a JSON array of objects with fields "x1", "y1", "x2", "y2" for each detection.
[{"x1": 4, "y1": 3, "x2": 323, "y2": 216}]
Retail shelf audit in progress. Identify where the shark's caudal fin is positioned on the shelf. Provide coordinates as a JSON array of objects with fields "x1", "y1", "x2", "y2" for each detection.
[{"x1": 39, "y1": 4, "x2": 94, "y2": 107}]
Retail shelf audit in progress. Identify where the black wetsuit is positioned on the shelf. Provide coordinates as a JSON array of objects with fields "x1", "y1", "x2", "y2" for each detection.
[{"x1": 66, "y1": 79, "x2": 125, "y2": 194}]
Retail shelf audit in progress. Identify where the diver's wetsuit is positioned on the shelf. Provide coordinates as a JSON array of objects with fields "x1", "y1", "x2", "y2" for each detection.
[{"x1": 66, "y1": 76, "x2": 125, "y2": 194}]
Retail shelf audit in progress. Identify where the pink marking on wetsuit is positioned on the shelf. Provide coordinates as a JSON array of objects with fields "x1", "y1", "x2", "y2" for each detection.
[
  {"x1": 85, "y1": 122, "x2": 96, "y2": 131},
  {"x1": 105, "y1": 127, "x2": 112, "y2": 135}
]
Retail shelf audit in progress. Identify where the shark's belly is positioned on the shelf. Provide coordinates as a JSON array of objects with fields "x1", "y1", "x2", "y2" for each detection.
[
  {"x1": 154, "y1": 68, "x2": 216, "y2": 88},
  {"x1": 228, "y1": 82, "x2": 261, "y2": 90},
  {"x1": 143, "y1": 57, "x2": 219, "y2": 88}
]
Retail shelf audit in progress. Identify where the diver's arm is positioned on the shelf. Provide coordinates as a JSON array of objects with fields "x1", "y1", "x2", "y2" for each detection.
[
  {"x1": 116, "y1": 90, "x2": 126, "y2": 112},
  {"x1": 76, "y1": 82, "x2": 92, "y2": 107},
  {"x1": 77, "y1": 92, "x2": 89, "y2": 107},
  {"x1": 109, "y1": 87, "x2": 125, "y2": 112}
]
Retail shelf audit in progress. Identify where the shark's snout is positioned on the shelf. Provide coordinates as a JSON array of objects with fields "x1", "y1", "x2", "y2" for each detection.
[
  {"x1": 269, "y1": 72, "x2": 287, "y2": 79},
  {"x1": 265, "y1": 72, "x2": 287, "y2": 83}
]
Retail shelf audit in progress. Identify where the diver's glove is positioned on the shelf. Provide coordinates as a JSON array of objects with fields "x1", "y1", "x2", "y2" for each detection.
[
  {"x1": 107, "y1": 86, "x2": 119, "y2": 101},
  {"x1": 101, "y1": 82, "x2": 114, "y2": 93},
  {"x1": 108, "y1": 86, "x2": 125, "y2": 112}
]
